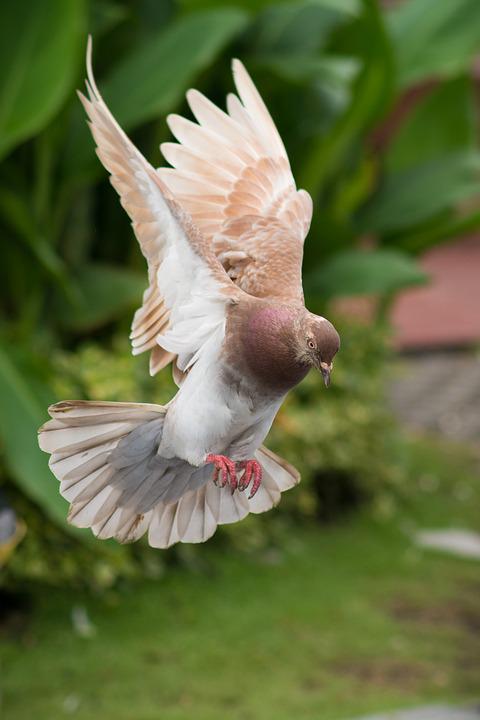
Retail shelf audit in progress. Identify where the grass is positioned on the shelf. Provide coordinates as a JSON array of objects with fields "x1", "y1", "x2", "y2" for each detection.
[{"x1": 1, "y1": 437, "x2": 479, "y2": 720}]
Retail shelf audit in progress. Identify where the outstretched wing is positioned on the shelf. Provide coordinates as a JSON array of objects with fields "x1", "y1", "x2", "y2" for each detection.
[
  {"x1": 79, "y1": 39, "x2": 241, "y2": 378},
  {"x1": 158, "y1": 59, "x2": 312, "y2": 306}
]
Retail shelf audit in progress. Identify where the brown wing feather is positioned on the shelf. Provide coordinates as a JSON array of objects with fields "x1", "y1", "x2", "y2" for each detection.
[{"x1": 158, "y1": 59, "x2": 312, "y2": 305}]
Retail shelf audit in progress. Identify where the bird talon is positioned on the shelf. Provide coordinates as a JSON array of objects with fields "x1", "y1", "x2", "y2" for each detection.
[
  {"x1": 206, "y1": 454, "x2": 237, "y2": 492},
  {"x1": 237, "y1": 459, "x2": 262, "y2": 497},
  {"x1": 207, "y1": 455, "x2": 262, "y2": 497},
  {"x1": 248, "y1": 461, "x2": 262, "y2": 498}
]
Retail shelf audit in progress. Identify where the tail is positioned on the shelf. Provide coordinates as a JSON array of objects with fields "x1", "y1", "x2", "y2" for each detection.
[{"x1": 38, "y1": 401, "x2": 299, "y2": 548}]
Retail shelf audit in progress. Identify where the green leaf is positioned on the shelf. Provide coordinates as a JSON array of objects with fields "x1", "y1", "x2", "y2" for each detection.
[
  {"x1": 0, "y1": 0, "x2": 86, "y2": 160},
  {"x1": 388, "y1": 0, "x2": 480, "y2": 88},
  {"x1": 57, "y1": 263, "x2": 146, "y2": 331},
  {"x1": 104, "y1": 7, "x2": 247, "y2": 127},
  {"x1": 66, "y1": 7, "x2": 248, "y2": 178},
  {"x1": 299, "y1": 0, "x2": 395, "y2": 196},
  {"x1": 0, "y1": 346, "x2": 91, "y2": 540},
  {"x1": 386, "y1": 76, "x2": 477, "y2": 171},
  {"x1": 179, "y1": 0, "x2": 359, "y2": 17},
  {"x1": 248, "y1": 1, "x2": 351, "y2": 56},
  {"x1": 393, "y1": 208, "x2": 480, "y2": 255},
  {"x1": 359, "y1": 152, "x2": 480, "y2": 235},
  {"x1": 306, "y1": 248, "x2": 427, "y2": 298},
  {"x1": 256, "y1": 54, "x2": 360, "y2": 86},
  {"x1": 0, "y1": 187, "x2": 72, "y2": 297}
]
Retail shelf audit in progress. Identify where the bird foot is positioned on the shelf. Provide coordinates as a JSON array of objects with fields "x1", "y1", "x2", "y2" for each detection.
[
  {"x1": 205, "y1": 455, "x2": 263, "y2": 498},
  {"x1": 206, "y1": 454, "x2": 237, "y2": 492},
  {"x1": 237, "y1": 459, "x2": 262, "y2": 499}
]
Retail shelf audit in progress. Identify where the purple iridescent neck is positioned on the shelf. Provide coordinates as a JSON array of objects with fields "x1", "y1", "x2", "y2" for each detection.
[{"x1": 242, "y1": 304, "x2": 309, "y2": 393}]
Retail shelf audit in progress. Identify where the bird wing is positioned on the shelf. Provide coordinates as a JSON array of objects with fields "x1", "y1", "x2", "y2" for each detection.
[
  {"x1": 79, "y1": 39, "x2": 242, "y2": 378},
  {"x1": 158, "y1": 59, "x2": 312, "y2": 306}
]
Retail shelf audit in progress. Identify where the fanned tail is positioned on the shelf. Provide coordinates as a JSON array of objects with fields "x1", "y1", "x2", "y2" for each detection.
[{"x1": 38, "y1": 401, "x2": 299, "y2": 548}]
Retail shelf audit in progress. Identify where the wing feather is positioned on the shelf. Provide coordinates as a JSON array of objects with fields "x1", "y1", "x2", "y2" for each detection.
[
  {"x1": 80, "y1": 39, "x2": 240, "y2": 377},
  {"x1": 158, "y1": 59, "x2": 313, "y2": 303}
]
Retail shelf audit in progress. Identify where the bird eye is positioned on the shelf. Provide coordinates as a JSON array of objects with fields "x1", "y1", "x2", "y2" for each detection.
[{"x1": 307, "y1": 339, "x2": 315, "y2": 350}]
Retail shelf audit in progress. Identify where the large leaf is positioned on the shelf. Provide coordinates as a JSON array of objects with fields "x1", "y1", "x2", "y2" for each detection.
[
  {"x1": 256, "y1": 54, "x2": 360, "y2": 86},
  {"x1": 57, "y1": 263, "x2": 146, "y2": 332},
  {"x1": 298, "y1": 0, "x2": 395, "y2": 196},
  {"x1": 0, "y1": 0, "x2": 85, "y2": 160},
  {"x1": 388, "y1": 0, "x2": 480, "y2": 88},
  {"x1": 306, "y1": 248, "x2": 427, "y2": 298},
  {"x1": 0, "y1": 187, "x2": 72, "y2": 298},
  {"x1": 0, "y1": 347, "x2": 90, "y2": 540},
  {"x1": 248, "y1": 1, "x2": 353, "y2": 56},
  {"x1": 393, "y1": 208, "x2": 480, "y2": 255},
  {"x1": 359, "y1": 152, "x2": 480, "y2": 235},
  {"x1": 66, "y1": 7, "x2": 248, "y2": 178},
  {"x1": 179, "y1": 0, "x2": 359, "y2": 16},
  {"x1": 386, "y1": 76, "x2": 477, "y2": 171}
]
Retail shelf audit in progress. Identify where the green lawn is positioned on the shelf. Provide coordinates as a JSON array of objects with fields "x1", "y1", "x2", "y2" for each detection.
[{"x1": 1, "y1": 438, "x2": 479, "y2": 720}]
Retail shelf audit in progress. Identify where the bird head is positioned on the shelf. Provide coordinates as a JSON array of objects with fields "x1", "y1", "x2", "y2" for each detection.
[{"x1": 296, "y1": 313, "x2": 340, "y2": 387}]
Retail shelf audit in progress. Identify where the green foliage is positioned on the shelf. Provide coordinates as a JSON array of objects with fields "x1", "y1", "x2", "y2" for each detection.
[
  {"x1": 0, "y1": 347, "x2": 74, "y2": 532},
  {"x1": 306, "y1": 248, "x2": 426, "y2": 299},
  {"x1": 66, "y1": 7, "x2": 249, "y2": 178},
  {"x1": 0, "y1": 0, "x2": 86, "y2": 160},
  {"x1": 56, "y1": 263, "x2": 146, "y2": 332},
  {"x1": 1, "y1": 0, "x2": 480, "y2": 572},
  {"x1": 387, "y1": 0, "x2": 480, "y2": 87},
  {"x1": 359, "y1": 152, "x2": 480, "y2": 235},
  {"x1": 386, "y1": 76, "x2": 477, "y2": 171}
]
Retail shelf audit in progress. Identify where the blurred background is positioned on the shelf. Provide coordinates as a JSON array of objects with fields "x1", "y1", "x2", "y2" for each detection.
[{"x1": 1, "y1": 1, "x2": 479, "y2": 718}]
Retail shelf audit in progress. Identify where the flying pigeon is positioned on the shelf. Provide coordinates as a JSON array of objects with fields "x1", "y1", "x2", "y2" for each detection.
[{"x1": 38, "y1": 40, "x2": 340, "y2": 548}]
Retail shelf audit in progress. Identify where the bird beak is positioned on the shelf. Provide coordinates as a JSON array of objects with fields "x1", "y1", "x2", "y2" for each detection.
[{"x1": 319, "y1": 362, "x2": 332, "y2": 388}]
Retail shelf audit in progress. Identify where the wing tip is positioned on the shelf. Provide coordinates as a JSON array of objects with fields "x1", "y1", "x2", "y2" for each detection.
[
  {"x1": 84, "y1": 33, "x2": 101, "y2": 104},
  {"x1": 231, "y1": 58, "x2": 250, "y2": 88},
  {"x1": 86, "y1": 34, "x2": 93, "y2": 87},
  {"x1": 186, "y1": 88, "x2": 200, "y2": 102},
  {"x1": 231, "y1": 58, "x2": 243, "y2": 72}
]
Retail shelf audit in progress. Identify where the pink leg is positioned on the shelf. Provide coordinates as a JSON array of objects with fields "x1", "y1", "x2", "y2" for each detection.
[
  {"x1": 206, "y1": 454, "x2": 237, "y2": 493},
  {"x1": 237, "y1": 460, "x2": 263, "y2": 499}
]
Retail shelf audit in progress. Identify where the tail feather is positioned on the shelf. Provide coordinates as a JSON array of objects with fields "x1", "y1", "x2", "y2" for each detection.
[{"x1": 38, "y1": 400, "x2": 300, "y2": 548}]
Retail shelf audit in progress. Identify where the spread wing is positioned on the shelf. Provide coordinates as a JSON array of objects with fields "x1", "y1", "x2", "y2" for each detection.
[
  {"x1": 79, "y1": 39, "x2": 241, "y2": 378},
  {"x1": 158, "y1": 59, "x2": 313, "y2": 306}
]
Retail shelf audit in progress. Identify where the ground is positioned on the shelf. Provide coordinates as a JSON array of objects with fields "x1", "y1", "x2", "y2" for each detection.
[
  {"x1": 389, "y1": 351, "x2": 480, "y2": 443},
  {"x1": 1, "y1": 438, "x2": 479, "y2": 720}
]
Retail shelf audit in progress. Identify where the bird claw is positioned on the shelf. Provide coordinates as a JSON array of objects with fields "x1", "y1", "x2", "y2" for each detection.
[
  {"x1": 206, "y1": 456, "x2": 263, "y2": 498},
  {"x1": 237, "y1": 459, "x2": 262, "y2": 499},
  {"x1": 206, "y1": 454, "x2": 237, "y2": 493}
]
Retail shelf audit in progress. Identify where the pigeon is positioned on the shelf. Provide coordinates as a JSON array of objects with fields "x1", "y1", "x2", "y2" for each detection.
[{"x1": 38, "y1": 39, "x2": 340, "y2": 548}]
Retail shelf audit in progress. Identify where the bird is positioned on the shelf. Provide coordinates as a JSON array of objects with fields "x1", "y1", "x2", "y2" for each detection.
[{"x1": 38, "y1": 39, "x2": 340, "y2": 549}]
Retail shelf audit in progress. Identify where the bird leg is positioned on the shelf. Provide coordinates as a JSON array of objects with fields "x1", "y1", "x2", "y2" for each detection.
[
  {"x1": 237, "y1": 460, "x2": 262, "y2": 499},
  {"x1": 206, "y1": 454, "x2": 237, "y2": 493}
]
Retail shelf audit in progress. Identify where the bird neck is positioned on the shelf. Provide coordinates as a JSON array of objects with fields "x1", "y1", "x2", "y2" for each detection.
[{"x1": 239, "y1": 304, "x2": 310, "y2": 394}]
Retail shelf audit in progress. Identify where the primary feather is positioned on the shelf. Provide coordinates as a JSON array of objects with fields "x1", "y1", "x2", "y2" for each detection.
[
  {"x1": 159, "y1": 59, "x2": 313, "y2": 307},
  {"x1": 78, "y1": 40, "x2": 240, "y2": 379}
]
